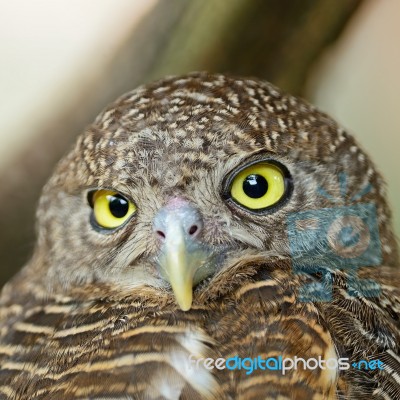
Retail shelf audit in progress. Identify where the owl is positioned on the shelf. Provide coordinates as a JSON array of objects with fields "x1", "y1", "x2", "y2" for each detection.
[{"x1": 0, "y1": 72, "x2": 399, "y2": 400}]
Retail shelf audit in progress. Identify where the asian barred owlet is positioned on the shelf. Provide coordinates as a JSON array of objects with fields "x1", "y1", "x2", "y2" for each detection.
[{"x1": 0, "y1": 72, "x2": 399, "y2": 400}]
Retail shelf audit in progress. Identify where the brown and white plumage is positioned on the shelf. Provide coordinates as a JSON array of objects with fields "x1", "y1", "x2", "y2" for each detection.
[{"x1": 0, "y1": 72, "x2": 399, "y2": 399}]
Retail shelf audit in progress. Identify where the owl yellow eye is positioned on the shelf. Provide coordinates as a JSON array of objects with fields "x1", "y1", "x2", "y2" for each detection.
[
  {"x1": 229, "y1": 162, "x2": 290, "y2": 211},
  {"x1": 90, "y1": 190, "x2": 136, "y2": 229}
]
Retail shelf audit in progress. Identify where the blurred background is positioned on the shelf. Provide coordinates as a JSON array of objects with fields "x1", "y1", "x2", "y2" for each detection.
[{"x1": 0, "y1": 0, "x2": 399, "y2": 286}]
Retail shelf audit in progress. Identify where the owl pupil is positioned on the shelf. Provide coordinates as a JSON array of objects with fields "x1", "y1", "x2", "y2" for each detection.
[
  {"x1": 243, "y1": 174, "x2": 268, "y2": 198},
  {"x1": 109, "y1": 195, "x2": 129, "y2": 218}
]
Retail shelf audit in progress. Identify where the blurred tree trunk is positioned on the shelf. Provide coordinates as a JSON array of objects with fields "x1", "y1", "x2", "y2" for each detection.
[{"x1": 0, "y1": 0, "x2": 363, "y2": 286}]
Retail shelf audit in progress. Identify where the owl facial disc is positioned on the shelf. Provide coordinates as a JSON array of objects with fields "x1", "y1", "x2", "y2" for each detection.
[{"x1": 153, "y1": 198, "x2": 214, "y2": 311}]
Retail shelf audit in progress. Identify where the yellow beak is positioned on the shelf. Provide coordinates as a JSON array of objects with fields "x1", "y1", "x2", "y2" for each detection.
[
  {"x1": 154, "y1": 200, "x2": 214, "y2": 311},
  {"x1": 158, "y1": 218, "x2": 214, "y2": 311},
  {"x1": 163, "y1": 221, "x2": 194, "y2": 311}
]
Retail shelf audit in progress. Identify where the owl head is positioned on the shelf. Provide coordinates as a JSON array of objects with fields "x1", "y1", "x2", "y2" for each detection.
[{"x1": 29, "y1": 72, "x2": 398, "y2": 310}]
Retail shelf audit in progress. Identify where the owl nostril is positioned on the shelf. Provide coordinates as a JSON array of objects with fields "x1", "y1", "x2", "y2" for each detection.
[
  {"x1": 156, "y1": 230, "x2": 166, "y2": 240},
  {"x1": 188, "y1": 225, "x2": 198, "y2": 236},
  {"x1": 155, "y1": 225, "x2": 198, "y2": 240},
  {"x1": 153, "y1": 198, "x2": 204, "y2": 243}
]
